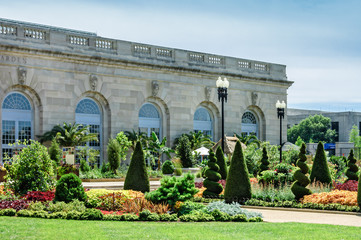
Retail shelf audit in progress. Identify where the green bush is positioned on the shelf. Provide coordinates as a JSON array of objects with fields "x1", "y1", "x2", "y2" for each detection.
[
  {"x1": 54, "y1": 173, "x2": 87, "y2": 203},
  {"x1": 216, "y1": 146, "x2": 228, "y2": 180},
  {"x1": 358, "y1": 171, "x2": 361, "y2": 208},
  {"x1": 203, "y1": 149, "x2": 223, "y2": 198},
  {"x1": 47, "y1": 200, "x2": 86, "y2": 213},
  {"x1": 159, "y1": 213, "x2": 178, "y2": 221},
  {"x1": 4, "y1": 140, "x2": 55, "y2": 195},
  {"x1": 107, "y1": 138, "x2": 121, "y2": 174},
  {"x1": 210, "y1": 209, "x2": 231, "y2": 221},
  {"x1": 0, "y1": 208, "x2": 16, "y2": 216},
  {"x1": 177, "y1": 201, "x2": 206, "y2": 217},
  {"x1": 17, "y1": 210, "x2": 34, "y2": 218},
  {"x1": 66, "y1": 210, "x2": 82, "y2": 220},
  {"x1": 145, "y1": 172, "x2": 198, "y2": 206},
  {"x1": 174, "y1": 168, "x2": 182, "y2": 176},
  {"x1": 48, "y1": 211, "x2": 67, "y2": 219},
  {"x1": 176, "y1": 135, "x2": 194, "y2": 168},
  {"x1": 179, "y1": 211, "x2": 215, "y2": 222},
  {"x1": 231, "y1": 214, "x2": 247, "y2": 222},
  {"x1": 124, "y1": 141, "x2": 150, "y2": 193},
  {"x1": 119, "y1": 213, "x2": 139, "y2": 221},
  {"x1": 346, "y1": 149, "x2": 359, "y2": 181},
  {"x1": 291, "y1": 143, "x2": 312, "y2": 200},
  {"x1": 32, "y1": 210, "x2": 48, "y2": 219},
  {"x1": 162, "y1": 160, "x2": 175, "y2": 174},
  {"x1": 80, "y1": 208, "x2": 103, "y2": 220},
  {"x1": 259, "y1": 147, "x2": 270, "y2": 174},
  {"x1": 48, "y1": 138, "x2": 62, "y2": 164},
  {"x1": 224, "y1": 140, "x2": 252, "y2": 203},
  {"x1": 80, "y1": 159, "x2": 91, "y2": 173},
  {"x1": 310, "y1": 142, "x2": 332, "y2": 184},
  {"x1": 139, "y1": 210, "x2": 160, "y2": 221}
]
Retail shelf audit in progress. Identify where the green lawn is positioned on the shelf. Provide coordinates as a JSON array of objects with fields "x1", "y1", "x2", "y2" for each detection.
[{"x1": 1, "y1": 217, "x2": 361, "y2": 240}]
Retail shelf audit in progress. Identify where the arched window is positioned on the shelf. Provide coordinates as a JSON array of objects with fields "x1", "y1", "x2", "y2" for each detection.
[
  {"x1": 193, "y1": 107, "x2": 213, "y2": 139},
  {"x1": 75, "y1": 98, "x2": 101, "y2": 163},
  {"x1": 139, "y1": 103, "x2": 161, "y2": 138},
  {"x1": 241, "y1": 111, "x2": 258, "y2": 137},
  {"x1": 2, "y1": 93, "x2": 33, "y2": 159}
]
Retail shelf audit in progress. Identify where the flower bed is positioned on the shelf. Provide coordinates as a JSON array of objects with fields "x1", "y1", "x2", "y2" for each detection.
[
  {"x1": 334, "y1": 180, "x2": 358, "y2": 192},
  {"x1": 301, "y1": 190, "x2": 358, "y2": 206}
]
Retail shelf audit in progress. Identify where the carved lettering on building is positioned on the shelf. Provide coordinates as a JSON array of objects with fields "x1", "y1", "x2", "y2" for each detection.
[{"x1": 0, "y1": 55, "x2": 27, "y2": 64}]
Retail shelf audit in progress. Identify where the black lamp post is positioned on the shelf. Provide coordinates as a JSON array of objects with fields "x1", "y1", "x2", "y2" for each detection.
[
  {"x1": 216, "y1": 77, "x2": 229, "y2": 153},
  {"x1": 276, "y1": 100, "x2": 286, "y2": 162}
]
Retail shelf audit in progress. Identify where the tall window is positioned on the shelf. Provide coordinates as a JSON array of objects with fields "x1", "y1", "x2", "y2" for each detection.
[
  {"x1": 139, "y1": 103, "x2": 161, "y2": 138},
  {"x1": 75, "y1": 98, "x2": 101, "y2": 162},
  {"x1": 193, "y1": 107, "x2": 213, "y2": 139},
  {"x1": 2, "y1": 93, "x2": 33, "y2": 160},
  {"x1": 241, "y1": 111, "x2": 258, "y2": 137}
]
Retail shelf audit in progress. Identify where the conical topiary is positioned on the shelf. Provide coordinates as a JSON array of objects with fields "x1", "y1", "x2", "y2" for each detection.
[
  {"x1": 176, "y1": 135, "x2": 193, "y2": 168},
  {"x1": 345, "y1": 149, "x2": 359, "y2": 182},
  {"x1": 216, "y1": 146, "x2": 228, "y2": 180},
  {"x1": 291, "y1": 143, "x2": 312, "y2": 200},
  {"x1": 203, "y1": 149, "x2": 223, "y2": 198},
  {"x1": 357, "y1": 171, "x2": 361, "y2": 208},
  {"x1": 310, "y1": 142, "x2": 332, "y2": 184},
  {"x1": 259, "y1": 147, "x2": 270, "y2": 174},
  {"x1": 224, "y1": 140, "x2": 252, "y2": 203},
  {"x1": 124, "y1": 141, "x2": 150, "y2": 193}
]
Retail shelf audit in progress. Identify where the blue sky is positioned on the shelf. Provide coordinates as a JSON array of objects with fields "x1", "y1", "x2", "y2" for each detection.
[{"x1": 1, "y1": 0, "x2": 361, "y2": 111}]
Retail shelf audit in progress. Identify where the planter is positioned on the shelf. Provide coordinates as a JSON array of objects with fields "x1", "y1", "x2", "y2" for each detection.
[{"x1": 0, "y1": 170, "x2": 6, "y2": 182}]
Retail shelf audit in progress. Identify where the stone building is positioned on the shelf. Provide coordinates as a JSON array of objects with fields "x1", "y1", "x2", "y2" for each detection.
[{"x1": 0, "y1": 18, "x2": 293, "y2": 163}]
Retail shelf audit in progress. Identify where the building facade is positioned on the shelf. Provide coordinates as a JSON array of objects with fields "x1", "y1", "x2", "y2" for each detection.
[{"x1": 0, "y1": 18, "x2": 293, "y2": 163}]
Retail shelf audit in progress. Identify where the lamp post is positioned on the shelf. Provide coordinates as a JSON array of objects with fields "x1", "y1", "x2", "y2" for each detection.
[
  {"x1": 216, "y1": 77, "x2": 229, "y2": 153},
  {"x1": 276, "y1": 100, "x2": 286, "y2": 162}
]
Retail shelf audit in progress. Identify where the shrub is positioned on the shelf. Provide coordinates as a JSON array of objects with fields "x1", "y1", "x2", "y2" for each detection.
[
  {"x1": 232, "y1": 214, "x2": 247, "y2": 222},
  {"x1": 203, "y1": 149, "x2": 223, "y2": 198},
  {"x1": 48, "y1": 211, "x2": 67, "y2": 219},
  {"x1": 310, "y1": 142, "x2": 332, "y2": 184},
  {"x1": 47, "y1": 200, "x2": 86, "y2": 213},
  {"x1": 124, "y1": 141, "x2": 150, "y2": 193},
  {"x1": 80, "y1": 159, "x2": 91, "y2": 173},
  {"x1": 54, "y1": 173, "x2": 87, "y2": 203},
  {"x1": 174, "y1": 168, "x2": 182, "y2": 176},
  {"x1": 48, "y1": 138, "x2": 62, "y2": 164},
  {"x1": 145, "y1": 172, "x2": 198, "y2": 206},
  {"x1": 302, "y1": 190, "x2": 358, "y2": 206},
  {"x1": 358, "y1": 172, "x2": 361, "y2": 208},
  {"x1": 216, "y1": 146, "x2": 228, "y2": 180},
  {"x1": 0, "y1": 208, "x2": 16, "y2": 216},
  {"x1": 66, "y1": 210, "x2": 82, "y2": 220},
  {"x1": 97, "y1": 192, "x2": 128, "y2": 211},
  {"x1": 159, "y1": 213, "x2": 178, "y2": 221},
  {"x1": 291, "y1": 143, "x2": 312, "y2": 200},
  {"x1": 120, "y1": 213, "x2": 139, "y2": 221},
  {"x1": 176, "y1": 135, "x2": 193, "y2": 168},
  {"x1": 4, "y1": 140, "x2": 55, "y2": 195},
  {"x1": 179, "y1": 211, "x2": 215, "y2": 222},
  {"x1": 210, "y1": 209, "x2": 231, "y2": 221},
  {"x1": 32, "y1": 210, "x2": 48, "y2": 218},
  {"x1": 80, "y1": 208, "x2": 103, "y2": 220},
  {"x1": 177, "y1": 201, "x2": 206, "y2": 216},
  {"x1": 107, "y1": 138, "x2": 121, "y2": 174},
  {"x1": 28, "y1": 202, "x2": 46, "y2": 212},
  {"x1": 259, "y1": 147, "x2": 270, "y2": 174},
  {"x1": 115, "y1": 131, "x2": 132, "y2": 162},
  {"x1": 346, "y1": 149, "x2": 359, "y2": 182},
  {"x1": 162, "y1": 160, "x2": 175, "y2": 174},
  {"x1": 0, "y1": 199, "x2": 29, "y2": 211},
  {"x1": 224, "y1": 140, "x2": 252, "y2": 203},
  {"x1": 17, "y1": 209, "x2": 34, "y2": 218},
  {"x1": 23, "y1": 190, "x2": 55, "y2": 202},
  {"x1": 335, "y1": 180, "x2": 358, "y2": 191},
  {"x1": 205, "y1": 201, "x2": 263, "y2": 219},
  {"x1": 121, "y1": 197, "x2": 169, "y2": 215}
]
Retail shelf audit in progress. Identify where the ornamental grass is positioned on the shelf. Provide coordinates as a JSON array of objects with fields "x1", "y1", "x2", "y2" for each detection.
[{"x1": 301, "y1": 190, "x2": 358, "y2": 206}]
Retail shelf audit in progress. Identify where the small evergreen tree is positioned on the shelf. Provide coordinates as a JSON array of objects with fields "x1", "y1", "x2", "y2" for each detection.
[
  {"x1": 291, "y1": 143, "x2": 312, "y2": 199},
  {"x1": 176, "y1": 135, "x2": 193, "y2": 168},
  {"x1": 345, "y1": 149, "x2": 359, "y2": 182},
  {"x1": 259, "y1": 147, "x2": 270, "y2": 175},
  {"x1": 224, "y1": 140, "x2": 251, "y2": 203},
  {"x1": 48, "y1": 138, "x2": 62, "y2": 164},
  {"x1": 310, "y1": 142, "x2": 332, "y2": 184},
  {"x1": 124, "y1": 141, "x2": 150, "y2": 193},
  {"x1": 162, "y1": 160, "x2": 175, "y2": 174},
  {"x1": 203, "y1": 149, "x2": 223, "y2": 198},
  {"x1": 216, "y1": 146, "x2": 228, "y2": 180},
  {"x1": 107, "y1": 138, "x2": 121, "y2": 174}
]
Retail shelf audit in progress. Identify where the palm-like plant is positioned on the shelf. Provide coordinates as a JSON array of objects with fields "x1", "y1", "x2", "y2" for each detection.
[
  {"x1": 234, "y1": 133, "x2": 260, "y2": 147},
  {"x1": 173, "y1": 131, "x2": 214, "y2": 150},
  {"x1": 148, "y1": 131, "x2": 174, "y2": 170},
  {"x1": 124, "y1": 130, "x2": 148, "y2": 150}
]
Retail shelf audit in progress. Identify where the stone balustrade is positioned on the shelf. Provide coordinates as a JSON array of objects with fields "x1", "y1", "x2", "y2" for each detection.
[{"x1": 0, "y1": 18, "x2": 287, "y2": 81}]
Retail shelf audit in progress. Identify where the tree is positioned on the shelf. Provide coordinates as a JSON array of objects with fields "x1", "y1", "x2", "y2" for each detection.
[
  {"x1": 310, "y1": 142, "x2": 332, "y2": 184},
  {"x1": 107, "y1": 138, "x2": 121, "y2": 174},
  {"x1": 291, "y1": 143, "x2": 312, "y2": 199},
  {"x1": 345, "y1": 149, "x2": 359, "y2": 182},
  {"x1": 124, "y1": 130, "x2": 148, "y2": 150},
  {"x1": 224, "y1": 140, "x2": 252, "y2": 203},
  {"x1": 148, "y1": 132, "x2": 174, "y2": 170},
  {"x1": 216, "y1": 146, "x2": 228, "y2": 180},
  {"x1": 176, "y1": 135, "x2": 194, "y2": 168},
  {"x1": 124, "y1": 141, "x2": 150, "y2": 193},
  {"x1": 295, "y1": 136, "x2": 305, "y2": 147},
  {"x1": 173, "y1": 131, "x2": 214, "y2": 150},
  {"x1": 234, "y1": 133, "x2": 261, "y2": 147},
  {"x1": 48, "y1": 138, "x2": 62, "y2": 164},
  {"x1": 115, "y1": 131, "x2": 132, "y2": 162},
  {"x1": 203, "y1": 149, "x2": 223, "y2": 198},
  {"x1": 287, "y1": 115, "x2": 337, "y2": 143},
  {"x1": 259, "y1": 147, "x2": 270, "y2": 174}
]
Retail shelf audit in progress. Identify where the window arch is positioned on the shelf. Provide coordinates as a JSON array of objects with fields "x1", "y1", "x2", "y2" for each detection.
[
  {"x1": 2, "y1": 92, "x2": 33, "y2": 159},
  {"x1": 75, "y1": 98, "x2": 101, "y2": 163},
  {"x1": 139, "y1": 103, "x2": 161, "y2": 138},
  {"x1": 193, "y1": 107, "x2": 213, "y2": 139},
  {"x1": 241, "y1": 111, "x2": 258, "y2": 137}
]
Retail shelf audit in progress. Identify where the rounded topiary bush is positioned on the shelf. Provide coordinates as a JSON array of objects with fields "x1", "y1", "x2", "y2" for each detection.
[
  {"x1": 291, "y1": 143, "x2": 312, "y2": 200},
  {"x1": 310, "y1": 142, "x2": 332, "y2": 184},
  {"x1": 162, "y1": 160, "x2": 175, "y2": 174},
  {"x1": 346, "y1": 149, "x2": 359, "y2": 182},
  {"x1": 54, "y1": 173, "x2": 87, "y2": 203},
  {"x1": 203, "y1": 149, "x2": 223, "y2": 198}
]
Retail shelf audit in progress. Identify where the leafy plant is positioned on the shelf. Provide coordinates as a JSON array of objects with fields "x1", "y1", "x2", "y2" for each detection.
[
  {"x1": 176, "y1": 135, "x2": 194, "y2": 168},
  {"x1": 0, "y1": 199, "x2": 29, "y2": 211},
  {"x1": 4, "y1": 140, "x2": 55, "y2": 195},
  {"x1": 176, "y1": 201, "x2": 206, "y2": 216},
  {"x1": 310, "y1": 142, "x2": 332, "y2": 184},
  {"x1": 205, "y1": 201, "x2": 263, "y2": 219},
  {"x1": 54, "y1": 173, "x2": 87, "y2": 203},
  {"x1": 48, "y1": 138, "x2": 62, "y2": 164},
  {"x1": 23, "y1": 190, "x2": 55, "y2": 202},
  {"x1": 80, "y1": 159, "x2": 91, "y2": 173},
  {"x1": 174, "y1": 131, "x2": 214, "y2": 150},
  {"x1": 115, "y1": 131, "x2": 132, "y2": 162},
  {"x1": 148, "y1": 132, "x2": 174, "y2": 170},
  {"x1": 162, "y1": 160, "x2": 175, "y2": 174},
  {"x1": 107, "y1": 138, "x2": 121, "y2": 174}
]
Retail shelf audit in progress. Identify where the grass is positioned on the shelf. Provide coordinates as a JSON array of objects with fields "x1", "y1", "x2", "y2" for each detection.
[{"x1": 1, "y1": 217, "x2": 361, "y2": 240}]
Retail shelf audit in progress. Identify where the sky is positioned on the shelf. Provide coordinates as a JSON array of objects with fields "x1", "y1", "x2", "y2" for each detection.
[{"x1": 1, "y1": 0, "x2": 361, "y2": 112}]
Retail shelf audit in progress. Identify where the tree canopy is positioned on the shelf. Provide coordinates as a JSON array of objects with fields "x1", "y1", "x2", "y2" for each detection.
[{"x1": 287, "y1": 115, "x2": 337, "y2": 144}]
